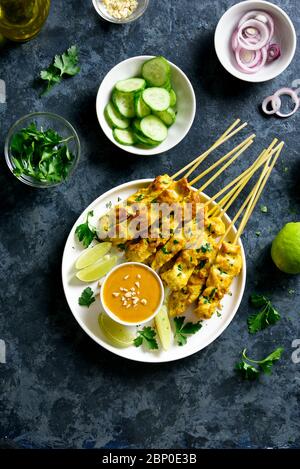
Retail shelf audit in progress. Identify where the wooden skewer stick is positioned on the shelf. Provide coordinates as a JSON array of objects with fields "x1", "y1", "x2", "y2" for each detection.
[
  {"x1": 206, "y1": 138, "x2": 279, "y2": 216},
  {"x1": 171, "y1": 119, "x2": 243, "y2": 180},
  {"x1": 233, "y1": 142, "x2": 284, "y2": 244},
  {"x1": 184, "y1": 121, "x2": 248, "y2": 180},
  {"x1": 189, "y1": 134, "x2": 255, "y2": 185},
  {"x1": 217, "y1": 163, "x2": 270, "y2": 248},
  {"x1": 196, "y1": 138, "x2": 254, "y2": 194},
  {"x1": 212, "y1": 160, "x2": 264, "y2": 217}
]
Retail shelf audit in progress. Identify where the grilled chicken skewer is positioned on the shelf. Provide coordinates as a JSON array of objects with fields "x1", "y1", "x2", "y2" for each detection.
[{"x1": 195, "y1": 142, "x2": 284, "y2": 320}]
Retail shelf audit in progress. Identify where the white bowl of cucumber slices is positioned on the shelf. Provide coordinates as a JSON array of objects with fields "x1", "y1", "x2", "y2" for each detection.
[{"x1": 96, "y1": 55, "x2": 196, "y2": 155}]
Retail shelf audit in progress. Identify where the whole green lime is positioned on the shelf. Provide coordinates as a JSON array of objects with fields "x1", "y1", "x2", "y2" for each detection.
[{"x1": 271, "y1": 222, "x2": 300, "y2": 274}]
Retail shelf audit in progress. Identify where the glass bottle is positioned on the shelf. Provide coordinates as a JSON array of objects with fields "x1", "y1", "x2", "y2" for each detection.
[{"x1": 0, "y1": 0, "x2": 50, "y2": 42}]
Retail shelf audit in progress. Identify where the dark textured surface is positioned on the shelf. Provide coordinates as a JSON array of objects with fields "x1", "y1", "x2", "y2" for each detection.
[{"x1": 0, "y1": 0, "x2": 300, "y2": 449}]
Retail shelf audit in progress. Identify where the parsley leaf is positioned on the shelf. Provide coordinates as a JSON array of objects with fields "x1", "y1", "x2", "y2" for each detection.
[
  {"x1": 134, "y1": 327, "x2": 158, "y2": 350},
  {"x1": 75, "y1": 211, "x2": 98, "y2": 248},
  {"x1": 247, "y1": 294, "x2": 281, "y2": 334},
  {"x1": 174, "y1": 317, "x2": 202, "y2": 346},
  {"x1": 40, "y1": 45, "x2": 80, "y2": 95},
  {"x1": 135, "y1": 194, "x2": 144, "y2": 202},
  {"x1": 236, "y1": 347, "x2": 284, "y2": 380},
  {"x1": 78, "y1": 287, "x2": 95, "y2": 307},
  {"x1": 235, "y1": 361, "x2": 260, "y2": 380}
]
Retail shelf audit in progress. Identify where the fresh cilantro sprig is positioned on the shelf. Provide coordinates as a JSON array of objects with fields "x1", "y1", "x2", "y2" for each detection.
[
  {"x1": 134, "y1": 327, "x2": 159, "y2": 350},
  {"x1": 10, "y1": 123, "x2": 75, "y2": 183},
  {"x1": 78, "y1": 287, "x2": 95, "y2": 307},
  {"x1": 40, "y1": 45, "x2": 80, "y2": 95},
  {"x1": 75, "y1": 211, "x2": 98, "y2": 248},
  {"x1": 236, "y1": 347, "x2": 284, "y2": 380},
  {"x1": 174, "y1": 317, "x2": 202, "y2": 346},
  {"x1": 247, "y1": 294, "x2": 281, "y2": 334}
]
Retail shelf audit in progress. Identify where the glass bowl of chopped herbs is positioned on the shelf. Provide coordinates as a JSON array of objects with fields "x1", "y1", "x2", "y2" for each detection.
[{"x1": 5, "y1": 112, "x2": 80, "y2": 188}]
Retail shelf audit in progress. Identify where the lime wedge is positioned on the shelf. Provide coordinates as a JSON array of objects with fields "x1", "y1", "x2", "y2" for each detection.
[
  {"x1": 76, "y1": 255, "x2": 117, "y2": 282},
  {"x1": 99, "y1": 313, "x2": 134, "y2": 348},
  {"x1": 155, "y1": 305, "x2": 171, "y2": 350},
  {"x1": 75, "y1": 242, "x2": 112, "y2": 270}
]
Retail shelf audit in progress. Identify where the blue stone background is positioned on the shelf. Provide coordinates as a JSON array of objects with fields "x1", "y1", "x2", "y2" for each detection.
[{"x1": 0, "y1": 0, "x2": 299, "y2": 449}]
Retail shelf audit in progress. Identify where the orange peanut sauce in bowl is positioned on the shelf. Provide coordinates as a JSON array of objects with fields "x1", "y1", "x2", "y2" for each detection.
[{"x1": 101, "y1": 262, "x2": 164, "y2": 326}]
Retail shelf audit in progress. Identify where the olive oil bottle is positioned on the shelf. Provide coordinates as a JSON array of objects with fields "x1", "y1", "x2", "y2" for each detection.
[{"x1": 0, "y1": 0, "x2": 50, "y2": 42}]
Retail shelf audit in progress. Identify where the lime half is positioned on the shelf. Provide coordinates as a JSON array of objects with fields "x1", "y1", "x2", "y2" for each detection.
[
  {"x1": 99, "y1": 313, "x2": 134, "y2": 348},
  {"x1": 271, "y1": 222, "x2": 300, "y2": 274},
  {"x1": 75, "y1": 242, "x2": 112, "y2": 270},
  {"x1": 155, "y1": 305, "x2": 171, "y2": 350},
  {"x1": 76, "y1": 255, "x2": 117, "y2": 282}
]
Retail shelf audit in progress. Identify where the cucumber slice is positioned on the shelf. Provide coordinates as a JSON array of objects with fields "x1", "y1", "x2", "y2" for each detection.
[
  {"x1": 154, "y1": 107, "x2": 176, "y2": 127},
  {"x1": 140, "y1": 115, "x2": 168, "y2": 143},
  {"x1": 132, "y1": 118, "x2": 143, "y2": 134},
  {"x1": 169, "y1": 89, "x2": 177, "y2": 107},
  {"x1": 113, "y1": 128, "x2": 136, "y2": 146},
  {"x1": 105, "y1": 102, "x2": 130, "y2": 129},
  {"x1": 142, "y1": 56, "x2": 171, "y2": 87},
  {"x1": 134, "y1": 133, "x2": 159, "y2": 148},
  {"x1": 135, "y1": 94, "x2": 151, "y2": 118},
  {"x1": 112, "y1": 90, "x2": 135, "y2": 118},
  {"x1": 142, "y1": 87, "x2": 170, "y2": 112},
  {"x1": 115, "y1": 78, "x2": 146, "y2": 93}
]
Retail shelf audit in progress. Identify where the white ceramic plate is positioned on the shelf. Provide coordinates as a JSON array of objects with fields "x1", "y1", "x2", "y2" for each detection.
[
  {"x1": 62, "y1": 180, "x2": 246, "y2": 363},
  {"x1": 96, "y1": 56, "x2": 196, "y2": 155}
]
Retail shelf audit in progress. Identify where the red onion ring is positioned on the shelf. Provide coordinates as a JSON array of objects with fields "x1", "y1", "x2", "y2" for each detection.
[
  {"x1": 267, "y1": 43, "x2": 281, "y2": 62},
  {"x1": 262, "y1": 95, "x2": 281, "y2": 115},
  {"x1": 273, "y1": 88, "x2": 300, "y2": 118},
  {"x1": 231, "y1": 30, "x2": 238, "y2": 51},
  {"x1": 237, "y1": 19, "x2": 270, "y2": 50},
  {"x1": 235, "y1": 46, "x2": 267, "y2": 74},
  {"x1": 238, "y1": 10, "x2": 274, "y2": 40}
]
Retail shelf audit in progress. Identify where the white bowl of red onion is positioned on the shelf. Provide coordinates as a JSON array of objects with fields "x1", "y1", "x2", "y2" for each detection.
[{"x1": 214, "y1": 0, "x2": 296, "y2": 83}]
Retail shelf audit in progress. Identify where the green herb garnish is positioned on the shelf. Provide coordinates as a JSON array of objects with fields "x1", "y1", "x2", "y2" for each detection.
[
  {"x1": 174, "y1": 317, "x2": 202, "y2": 346},
  {"x1": 117, "y1": 243, "x2": 126, "y2": 251},
  {"x1": 40, "y1": 45, "x2": 80, "y2": 95},
  {"x1": 236, "y1": 347, "x2": 284, "y2": 380},
  {"x1": 75, "y1": 211, "x2": 97, "y2": 248},
  {"x1": 78, "y1": 287, "x2": 95, "y2": 307},
  {"x1": 161, "y1": 246, "x2": 170, "y2": 255},
  {"x1": 247, "y1": 294, "x2": 281, "y2": 334},
  {"x1": 260, "y1": 205, "x2": 268, "y2": 213},
  {"x1": 134, "y1": 327, "x2": 158, "y2": 350},
  {"x1": 135, "y1": 194, "x2": 144, "y2": 202},
  {"x1": 10, "y1": 122, "x2": 75, "y2": 183}
]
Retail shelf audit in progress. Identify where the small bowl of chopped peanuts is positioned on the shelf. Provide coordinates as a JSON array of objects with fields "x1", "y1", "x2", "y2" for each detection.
[{"x1": 92, "y1": 0, "x2": 149, "y2": 24}]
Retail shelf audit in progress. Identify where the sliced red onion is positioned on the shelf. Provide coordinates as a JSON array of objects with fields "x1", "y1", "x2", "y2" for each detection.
[
  {"x1": 262, "y1": 95, "x2": 281, "y2": 115},
  {"x1": 231, "y1": 30, "x2": 238, "y2": 51},
  {"x1": 235, "y1": 46, "x2": 267, "y2": 74},
  {"x1": 238, "y1": 10, "x2": 274, "y2": 40},
  {"x1": 273, "y1": 88, "x2": 300, "y2": 118},
  {"x1": 267, "y1": 43, "x2": 281, "y2": 62},
  {"x1": 244, "y1": 27, "x2": 259, "y2": 38},
  {"x1": 237, "y1": 19, "x2": 270, "y2": 51}
]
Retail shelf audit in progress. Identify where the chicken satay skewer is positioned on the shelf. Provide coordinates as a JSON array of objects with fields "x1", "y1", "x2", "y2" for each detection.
[
  {"x1": 162, "y1": 145, "x2": 272, "y2": 296},
  {"x1": 148, "y1": 137, "x2": 255, "y2": 270},
  {"x1": 194, "y1": 143, "x2": 284, "y2": 320},
  {"x1": 172, "y1": 119, "x2": 247, "y2": 180}
]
